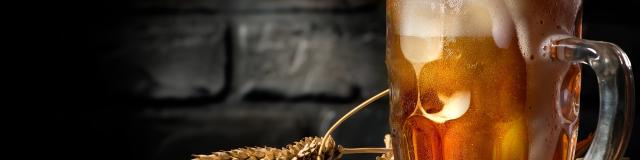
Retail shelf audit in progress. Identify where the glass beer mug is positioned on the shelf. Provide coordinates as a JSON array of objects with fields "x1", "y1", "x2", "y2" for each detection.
[{"x1": 386, "y1": 0, "x2": 634, "y2": 159}]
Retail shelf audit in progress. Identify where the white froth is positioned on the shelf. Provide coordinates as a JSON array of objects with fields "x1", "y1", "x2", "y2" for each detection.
[
  {"x1": 396, "y1": 0, "x2": 518, "y2": 66},
  {"x1": 400, "y1": 36, "x2": 442, "y2": 65},
  {"x1": 488, "y1": 0, "x2": 514, "y2": 48},
  {"x1": 396, "y1": 0, "x2": 443, "y2": 38},
  {"x1": 395, "y1": 0, "x2": 500, "y2": 38}
]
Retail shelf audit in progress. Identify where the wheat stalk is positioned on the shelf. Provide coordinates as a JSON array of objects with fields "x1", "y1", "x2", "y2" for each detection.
[
  {"x1": 193, "y1": 136, "x2": 341, "y2": 160},
  {"x1": 192, "y1": 135, "x2": 395, "y2": 160},
  {"x1": 194, "y1": 90, "x2": 392, "y2": 160}
]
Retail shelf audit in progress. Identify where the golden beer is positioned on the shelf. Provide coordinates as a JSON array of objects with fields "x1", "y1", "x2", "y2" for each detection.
[{"x1": 387, "y1": 0, "x2": 583, "y2": 159}]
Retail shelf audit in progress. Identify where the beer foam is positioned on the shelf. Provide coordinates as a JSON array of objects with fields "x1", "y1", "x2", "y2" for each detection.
[
  {"x1": 395, "y1": 0, "x2": 516, "y2": 66},
  {"x1": 395, "y1": 0, "x2": 503, "y2": 38},
  {"x1": 395, "y1": 0, "x2": 443, "y2": 38},
  {"x1": 393, "y1": 0, "x2": 581, "y2": 57}
]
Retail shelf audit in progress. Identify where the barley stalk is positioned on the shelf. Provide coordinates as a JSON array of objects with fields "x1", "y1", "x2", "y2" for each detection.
[
  {"x1": 193, "y1": 136, "x2": 341, "y2": 160},
  {"x1": 194, "y1": 90, "x2": 392, "y2": 160}
]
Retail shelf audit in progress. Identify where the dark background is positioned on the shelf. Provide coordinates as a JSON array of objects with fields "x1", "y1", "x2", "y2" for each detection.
[{"x1": 31, "y1": 0, "x2": 639, "y2": 159}]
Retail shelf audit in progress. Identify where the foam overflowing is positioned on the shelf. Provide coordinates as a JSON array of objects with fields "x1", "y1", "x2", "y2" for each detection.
[
  {"x1": 393, "y1": 0, "x2": 581, "y2": 69},
  {"x1": 394, "y1": 0, "x2": 515, "y2": 65},
  {"x1": 395, "y1": 0, "x2": 444, "y2": 38},
  {"x1": 394, "y1": 0, "x2": 505, "y2": 38}
]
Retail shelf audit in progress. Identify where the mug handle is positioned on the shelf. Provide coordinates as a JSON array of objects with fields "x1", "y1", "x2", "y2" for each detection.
[{"x1": 550, "y1": 37, "x2": 635, "y2": 159}]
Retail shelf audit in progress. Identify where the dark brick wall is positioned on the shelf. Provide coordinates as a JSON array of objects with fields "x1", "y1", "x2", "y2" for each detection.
[
  {"x1": 49, "y1": 0, "x2": 639, "y2": 160},
  {"x1": 60, "y1": 1, "x2": 389, "y2": 160}
]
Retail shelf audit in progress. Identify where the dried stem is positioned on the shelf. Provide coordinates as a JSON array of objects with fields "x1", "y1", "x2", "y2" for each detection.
[
  {"x1": 341, "y1": 148, "x2": 392, "y2": 154},
  {"x1": 317, "y1": 89, "x2": 390, "y2": 160}
]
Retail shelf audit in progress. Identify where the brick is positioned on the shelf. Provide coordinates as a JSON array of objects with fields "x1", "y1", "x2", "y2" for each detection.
[
  {"x1": 106, "y1": 15, "x2": 227, "y2": 99},
  {"x1": 132, "y1": 0, "x2": 380, "y2": 11},
  {"x1": 230, "y1": 14, "x2": 387, "y2": 101}
]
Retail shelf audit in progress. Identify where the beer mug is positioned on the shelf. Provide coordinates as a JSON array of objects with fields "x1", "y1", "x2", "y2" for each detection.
[{"x1": 386, "y1": 0, "x2": 634, "y2": 159}]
